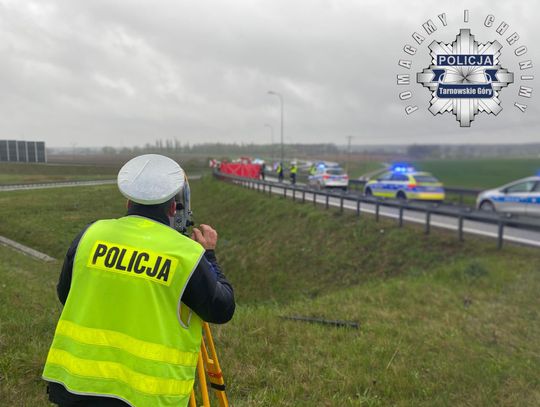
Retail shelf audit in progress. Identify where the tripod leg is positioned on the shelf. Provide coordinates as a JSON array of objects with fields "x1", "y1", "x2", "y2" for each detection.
[
  {"x1": 189, "y1": 390, "x2": 197, "y2": 407},
  {"x1": 201, "y1": 323, "x2": 229, "y2": 407},
  {"x1": 196, "y1": 351, "x2": 211, "y2": 407}
]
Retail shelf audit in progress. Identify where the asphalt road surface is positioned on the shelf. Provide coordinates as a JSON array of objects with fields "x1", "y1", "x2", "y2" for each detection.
[{"x1": 0, "y1": 176, "x2": 202, "y2": 192}]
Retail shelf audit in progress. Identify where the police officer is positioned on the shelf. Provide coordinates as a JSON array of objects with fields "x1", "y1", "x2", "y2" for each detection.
[
  {"x1": 276, "y1": 162, "x2": 284, "y2": 183},
  {"x1": 289, "y1": 162, "x2": 298, "y2": 185},
  {"x1": 43, "y1": 154, "x2": 235, "y2": 407}
]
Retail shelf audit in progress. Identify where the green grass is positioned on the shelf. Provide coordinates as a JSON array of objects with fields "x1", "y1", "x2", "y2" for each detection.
[
  {"x1": 0, "y1": 184, "x2": 126, "y2": 259},
  {"x1": 346, "y1": 161, "x2": 386, "y2": 179},
  {"x1": 0, "y1": 162, "x2": 119, "y2": 185},
  {"x1": 415, "y1": 158, "x2": 540, "y2": 188},
  {"x1": 0, "y1": 245, "x2": 61, "y2": 406},
  {"x1": 1, "y1": 177, "x2": 539, "y2": 405},
  {"x1": 221, "y1": 257, "x2": 540, "y2": 406}
]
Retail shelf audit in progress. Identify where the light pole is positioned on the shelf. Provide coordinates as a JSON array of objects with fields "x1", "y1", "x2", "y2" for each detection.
[
  {"x1": 264, "y1": 123, "x2": 274, "y2": 164},
  {"x1": 267, "y1": 90, "x2": 284, "y2": 164}
]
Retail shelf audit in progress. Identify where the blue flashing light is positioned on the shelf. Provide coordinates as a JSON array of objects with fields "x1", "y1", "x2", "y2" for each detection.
[
  {"x1": 315, "y1": 161, "x2": 342, "y2": 171},
  {"x1": 536, "y1": 170, "x2": 540, "y2": 177},
  {"x1": 390, "y1": 162, "x2": 416, "y2": 174}
]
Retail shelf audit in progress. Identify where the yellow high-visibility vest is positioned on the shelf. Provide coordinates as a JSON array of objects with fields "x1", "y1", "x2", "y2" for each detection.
[
  {"x1": 43, "y1": 216, "x2": 205, "y2": 407},
  {"x1": 290, "y1": 166, "x2": 297, "y2": 174}
]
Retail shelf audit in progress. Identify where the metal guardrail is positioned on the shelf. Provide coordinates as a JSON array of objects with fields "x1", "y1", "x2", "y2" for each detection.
[{"x1": 214, "y1": 171, "x2": 540, "y2": 249}]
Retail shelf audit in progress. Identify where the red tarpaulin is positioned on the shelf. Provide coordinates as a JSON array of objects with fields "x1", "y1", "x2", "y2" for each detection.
[{"x1": 220, "y1": 162, "x2": 261, "y2": 179}]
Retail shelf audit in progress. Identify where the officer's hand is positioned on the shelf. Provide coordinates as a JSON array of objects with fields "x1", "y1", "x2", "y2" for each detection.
[{"x1": 191, "y1": 224, "x2": 218, "y2": 250}]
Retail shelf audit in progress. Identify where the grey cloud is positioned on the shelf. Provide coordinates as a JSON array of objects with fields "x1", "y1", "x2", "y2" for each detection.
[{"x1": 0, "y1": 0, "x2": 538, "y2": 147}]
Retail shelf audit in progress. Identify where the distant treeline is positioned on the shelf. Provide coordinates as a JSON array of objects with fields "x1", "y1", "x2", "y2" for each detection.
[
  {"x1": 405, "y1": 144, "x2": 540, "y2": 159},
  {"x1": 66, "y1": 142, "x2": 341, "y2": 158},
  {"x1": 49, "y1": 141, "x2": 540, "y2": 160}
]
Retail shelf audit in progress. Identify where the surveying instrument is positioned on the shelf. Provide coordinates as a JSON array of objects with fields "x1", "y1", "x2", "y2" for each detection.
[{"x1": 173, "y1": 177, "x2": 230, "y2": 407}]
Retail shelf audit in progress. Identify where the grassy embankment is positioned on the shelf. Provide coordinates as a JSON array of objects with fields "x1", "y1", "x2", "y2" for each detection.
[{"x1": 0, "y1": 176, "x2": 539, "y2": 406}]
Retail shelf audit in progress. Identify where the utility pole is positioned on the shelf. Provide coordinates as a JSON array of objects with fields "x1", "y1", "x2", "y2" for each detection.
[{"x1": 346, "y1": 135, "x2": 354, "y2": 173}]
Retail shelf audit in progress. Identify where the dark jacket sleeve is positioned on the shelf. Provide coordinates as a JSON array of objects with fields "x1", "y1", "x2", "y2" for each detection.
[
  {"x1": 181, "y1": 250, "x2": 235, "y2": 324},
  {"x1": 58, "y1": 230, "x2": 235, "y2": 323},
  {"x1": 57, "y1": 224, "x2": 93, "y2": 305}
]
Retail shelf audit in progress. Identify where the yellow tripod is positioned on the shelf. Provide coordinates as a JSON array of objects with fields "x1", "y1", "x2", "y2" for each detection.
[{"x1": 189, "y1": 322, "x2": 229, "y2": 407}]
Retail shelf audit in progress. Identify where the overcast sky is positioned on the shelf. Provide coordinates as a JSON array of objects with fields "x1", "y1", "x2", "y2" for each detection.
[{"x1": 1, "y1": 0, "x2": 539, "y2": 147}]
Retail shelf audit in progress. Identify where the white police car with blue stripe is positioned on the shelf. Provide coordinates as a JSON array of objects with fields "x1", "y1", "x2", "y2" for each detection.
[{"x1": 476, "y1": 175, "x2": 540, "y2": 216}]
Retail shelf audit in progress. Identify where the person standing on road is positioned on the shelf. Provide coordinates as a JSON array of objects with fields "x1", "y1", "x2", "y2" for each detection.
[
  {"x1": 260, "y1": 162, "x2": 266, "y2": 181},
  {"x1": 290, "y1": 162, "x2": 298, "y2": 185},
  {"x1": 277, "y1": 162, "x2": 284, "y2": 182},
  {"x1": 43, "y1": 154, "x2": 235, "y2": 407}
]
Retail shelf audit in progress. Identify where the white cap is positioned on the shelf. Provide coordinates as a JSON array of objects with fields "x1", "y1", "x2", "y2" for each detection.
[{"x1": 117, "y1": 154, "x2": 185, "y2": 205}]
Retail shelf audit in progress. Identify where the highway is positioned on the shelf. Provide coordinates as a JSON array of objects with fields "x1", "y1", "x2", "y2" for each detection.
[
  {"x1": 0, "y1": 175, "x2": 202, "y2": 192},
  {"x1": 243, "y1": 176, "x2": 540, "y2": 248},
  {"x1": 0, "y1": 179, "x2": 116, "y2": 191}
]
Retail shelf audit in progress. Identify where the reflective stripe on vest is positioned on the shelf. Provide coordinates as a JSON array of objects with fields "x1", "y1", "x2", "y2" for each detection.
[
  {"x1": 55, "y1": 320, "x2": 199, "y2": 366},
  {"x1": 46, "y1": 348, "x2": 194, "y2": 396},
  {"x1": 43, "y1": 216, "x2": 205, "y2": 407}
]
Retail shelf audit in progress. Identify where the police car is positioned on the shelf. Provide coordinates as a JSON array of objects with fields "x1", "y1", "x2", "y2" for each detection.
[
  {"x1": 476, "y1": 175, "x2": 540, "y2": 216},
  {"x1": 364, "y1": 164, "x2": 445, "y2": 201},
  {"x1": 308, "y1": 163, "x2": 349, "y2": 190}
]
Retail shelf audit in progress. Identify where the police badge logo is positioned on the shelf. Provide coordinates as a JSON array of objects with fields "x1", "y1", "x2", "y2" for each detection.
[
  {"x1": 397, "y1": 11, "x2": 534, "y2": 127},
  {"x1": 417, "y1": 29, "x2": 513, "y2": 127}
]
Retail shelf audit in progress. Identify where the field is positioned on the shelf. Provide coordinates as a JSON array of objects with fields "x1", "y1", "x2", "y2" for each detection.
[
  {"x1": 343, "y1": 160, "x2": 386, "y2": 179},
  {"x1": 0, "y1": 162, "x2": 118, "y2": 185},
  {"x1": 415, "y1": 158, "x2": 540, "y2": 188},
  {"x1": 0, "y1": 158, "x2": 209, "y2": 185},
  {"x1": 1, "y1": 171, "x2": 539, "y2": 406}
]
